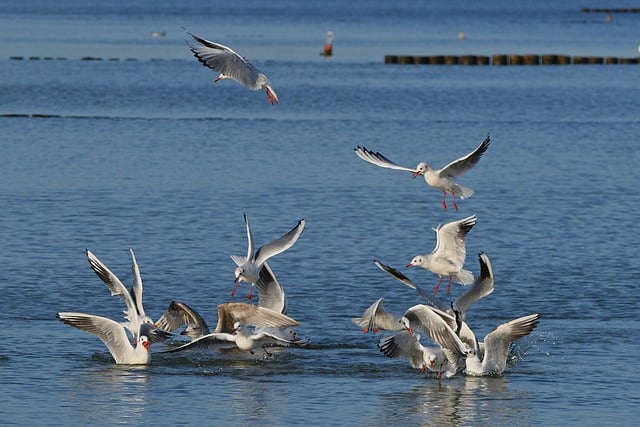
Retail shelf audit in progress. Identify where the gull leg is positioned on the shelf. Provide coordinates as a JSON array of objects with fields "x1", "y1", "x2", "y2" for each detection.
[
  {"x1": 433, "y1": 276, "x2": 443, "y2": 294},
  {"x1": 441, "y1": 191, "x2": 448, "y2": 210},
  {"x1": 451, "y1": 192, "x2": 459, "y2": 211},
  {"x1": 446, "y1": 276, "x2": 453, "y2": 295},
  {"x1": 262, "y1": 345, "x2": 273, "y2": 358},
  {"x1": 246, "y1": 283, "x2": 255, "y2": 299},
  {"x1": 230, "y1": 282, "x2": 240, "y2": 297}
]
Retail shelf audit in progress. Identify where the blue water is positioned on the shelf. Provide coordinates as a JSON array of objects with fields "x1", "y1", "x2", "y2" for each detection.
[{"x1": 1, "y1": 1, "x2": 639, "y2": 425}]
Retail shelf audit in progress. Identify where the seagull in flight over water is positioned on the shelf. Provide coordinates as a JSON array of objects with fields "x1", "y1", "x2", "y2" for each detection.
[
  {"x1": 354, "y1": 134, "x2": 490, "y2": 210},
  {"x1": 185, "y1": 30, "x2": 279, "y2": 105}
]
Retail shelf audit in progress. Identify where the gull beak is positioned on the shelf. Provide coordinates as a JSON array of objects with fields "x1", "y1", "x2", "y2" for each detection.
[
  {"x1": 430, "y1": 360, "x2": 436, "y2": 368},
  {"x1": 411, "y1": 170, "x2": 421, "y2": 178},
  {"x1": 142, "y1": 341, "x2": 150, "y2": 351},
  {"x1": 406, "y1": 262, "x2": 413, "y2": 268}
]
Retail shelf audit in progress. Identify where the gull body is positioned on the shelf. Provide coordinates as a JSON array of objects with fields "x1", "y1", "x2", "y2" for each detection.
[{"x1": 407, "y1": 215, "x2": 477, "y2": 295}]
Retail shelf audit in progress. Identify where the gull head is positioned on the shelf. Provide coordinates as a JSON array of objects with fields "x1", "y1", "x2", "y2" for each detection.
[
  {"x1": 232, "y1": 321, "x2": 245, "y2": 333},
  {"x1": 138, "y1": 335, "x2": 150, "y2": 351},
  {"x1": 428, "y1": 353, "x2": 437, "y2": 368},
  {"x1": 234, "y1": 266, "x2": 245, "y2": 283},
  {"x1": 215, "y1": 73, "x2": 229, "y2": 82},
  {"x1": 406, "y1": 256, "x2": 423, "y2": 268},
  {"x1": 400, "y1": 317, "x2": 413, "y2": 334},
  {"x1": 412, "y1": 162, "x2": 429, "y2": 178}
]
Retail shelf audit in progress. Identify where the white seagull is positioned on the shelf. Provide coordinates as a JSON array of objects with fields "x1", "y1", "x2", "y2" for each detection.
[
  {"x1": 230, "y1": 212, "x2": 305, "y2": 299},
  {"x1": 354, "y1": 134, "x2": 490, "y2": 211},
  {"x1": 185, "y1": 31, "x2": 279, "y2": 105},
  {"x1": 378, "y1": 330, "x2": 456, "y2": 379},
  {"x1": 407, "y1": 214, "x2": 477, "y2": 295},
  {"x1": 352, "y1": 298, "x2": 404, "y2": 333},
  {"x1": 57, "y1": 312, "x2": 152, "y2": 365},
  {"x1": 86, "y1": 249, "x2": 170, "y2": 343}
]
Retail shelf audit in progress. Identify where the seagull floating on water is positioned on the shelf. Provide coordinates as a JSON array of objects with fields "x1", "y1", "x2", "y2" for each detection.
[
  {"x1": 354, "y1": 134, "x2": 490, "y2": 210},
  {"x1": 185, "y1": 30, "x2": 279, "y2": 105},
  {"x1": 86, "y1": 249, "x2": 170, "y2": 343},
  {"x1": 57, "y1": 312, "x2": 153, "y2": 365},
  {"x1": 406, "y1": 214, "x2": 477, "y2": 295}
]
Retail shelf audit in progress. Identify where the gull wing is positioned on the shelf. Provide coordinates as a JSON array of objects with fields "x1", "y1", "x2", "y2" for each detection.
[
  {"x1": 439, "y1": 134, "x2": 490, "y2": 178},
  {"x1": 354, "y1": 146, "x2": 416, "y2": 172},
  {"x1": 155, "y1": 301, "x2": 210, "y2": 335},
  {"x1": 57, "y1": 312, "x2": 134, "y2": 363},
  {"x1": 129, "y1": 248, "x2": 146, "y2": 318},
  {"x1": 214, "y1": 302, "x2": 299, "y2": 334},
  {"x1": 403, "y1": 304, "x2": 467, "y2": 356},
  {"x1": 351, "y1": 298, "x2": 403, "y2": 332},
  {"x1": 256, "y1": 262, "x2": 287, "y2": 314},
  {"x1": 253, "y1": 218, "x2": 306, "y2": 267},
  {"x1": 454, "y1": 252, "x2": 494, "y2": 315},
  {"x1": 86, "y1": 249, "x2": 137, "y2": 321},
  {"x1": 374, "y1": 260, "x2": 445, "y2": 310},
  {"x1": 481, "y1": 313, "x2": 540, "y2": 373}
]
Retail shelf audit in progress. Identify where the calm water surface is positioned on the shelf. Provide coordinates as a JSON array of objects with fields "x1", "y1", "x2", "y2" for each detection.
[{"x1": 1, "y1": 1, "x2": 639, "y2": 426}]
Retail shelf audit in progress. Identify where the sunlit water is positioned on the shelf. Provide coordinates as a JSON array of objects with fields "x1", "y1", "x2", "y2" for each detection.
[{"x1": 1, "y1": 1, "x2": 639, "y2": 425}]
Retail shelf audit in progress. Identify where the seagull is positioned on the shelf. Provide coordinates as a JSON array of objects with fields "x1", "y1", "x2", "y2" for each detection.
[
  {"x1": 57, "y1": 312, "x2": 152, "y2": 365},
  {"x1": 86, "y1": 249, "x2": 170, "y2": 343},
  {"x1": 407, "y1": 214, "x2": 477, "y2": 295},
  {"x1": 165, "y1": 320, "x2": 308, "y2": 357},
  {"x1": 230, "y1": 212, "x2": 305, "y2": 299},
  {"x1": 375, "y1": 251, "x2": 495, "y2": 319},
  {"x1": 354, "y1": 134, "x2": 490, "y2": 211},
  {"x1": 463, "y1": 313, "x2": 541, "y2": 376},
  {"x1": 378, "y1": 330, "x2": 456, "y2": 379},
  {"x1": 185, "y1": 31, "x2": 279, "y2": 105},
  {"x1": 352, "y1": 298, "x2": 404, "y2": 333}
]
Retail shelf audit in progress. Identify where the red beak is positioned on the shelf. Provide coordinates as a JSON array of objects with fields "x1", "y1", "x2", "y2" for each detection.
[{"x1": 406, "y1": 262, "x2": 413, "y2": 268}]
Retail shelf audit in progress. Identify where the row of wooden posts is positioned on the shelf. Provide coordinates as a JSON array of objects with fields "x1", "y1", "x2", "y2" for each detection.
[{"x1": 384, "y1": 54, "x2": 640, "y2": 65}]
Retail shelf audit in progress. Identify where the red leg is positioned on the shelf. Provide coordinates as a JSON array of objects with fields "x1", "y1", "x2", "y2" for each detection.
[
  {"x1": 361, "y1": 328, "x2": 369, "y2": 333},
  {"x1": 446, "y1": 276, "x2": 453, "y2": 295},
  {"x1": 441, "y1": 191, "x2": 448, "y2": 210},
  {"x1": 246, "y1": 284, "x2": 255, "y2": 299},
  {"x1": 451, "y1": 192, "x2": 458, "y2": 211},
  {"x1": 433, "y1": 276, "x2": 443, "y2": 294},
  {"x1": 230, "y1": 282, "x2": 239, "y2": 297}
]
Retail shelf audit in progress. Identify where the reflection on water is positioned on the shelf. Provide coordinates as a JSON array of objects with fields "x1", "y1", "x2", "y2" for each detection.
[
  {"x1": 379, "y1": 376, "x2": 533, "y2": 426},
  {"x1": 60, "y1": 364, "x2": 150, "y2": 424}
]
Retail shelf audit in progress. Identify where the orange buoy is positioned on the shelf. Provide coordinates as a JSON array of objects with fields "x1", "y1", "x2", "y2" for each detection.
[{"x1": 322, "y1": 31, "x2": 334, "y2": 56}]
